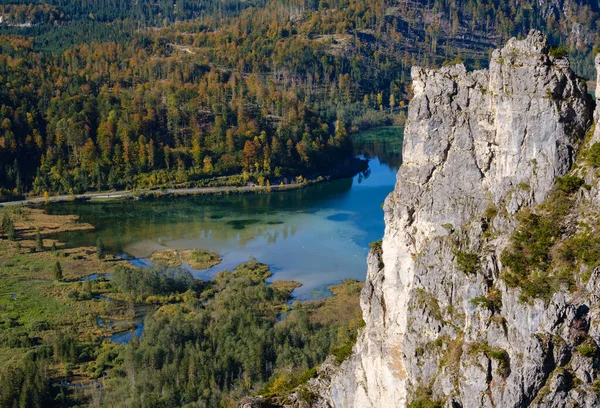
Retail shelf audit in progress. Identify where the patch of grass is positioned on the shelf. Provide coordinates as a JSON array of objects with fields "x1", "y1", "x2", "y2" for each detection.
[
  {"x1": 441, "y1": 223, "x2": 454, "y2": 233},
  {"x1": 442, "y1": 57, "x2": 463, "y2": 66},
  {"x1": 469, "y1": 342, "x2": 510, "y2": 378},
  {"x1": 0, "y1": 279, "x2": 69, "y2": 327},
  {"x1": 587, "y1": 142, "x2": 600, "y2": 167},
  {"x1": 414, "y1": 289, "x2": 443, "y2": 322},
  {"x1": 331, "y1": 339, "x2": 355, "y2": 364},
  {"x1": 231, "y1": 261, "x2": 272, "y2": 283},
  {"x1": 186, "y1": 249, "x2": 221, "y2": 269},
  {"x1": 483, "y1": 204, "x2": 498, "y2": 220},
  {"x1": 150, "y1": 248, "x2": 221, "y2": 270},
  {"x1": 408, "y1": 386, "x2": 443, "y2": 408},
  {"x1": 593, "y1": 377, "x2": 600, "y2": 393},
  {"x1": 578, "y1": 339, "x2": 597, "y2": 358},
  {"x1": 309, "y1": 280, "x2": 363, "y2": 326},
  {"x1": 439, "y1": 334, "x2": 464, "y2": 371}
]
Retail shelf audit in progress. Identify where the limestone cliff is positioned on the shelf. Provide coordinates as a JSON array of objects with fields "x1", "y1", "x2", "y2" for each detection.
[
  {"x1": 327, "y1": 31, "x2": 599, "y2": 407},
  {"x1": 594, "y1": 53, "x2": 600, "y2": 143}
]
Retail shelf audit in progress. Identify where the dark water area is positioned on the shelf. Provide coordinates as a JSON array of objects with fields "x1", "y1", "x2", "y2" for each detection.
[
  {"x1": 110, "y1": 322, "x2": 144, "y2": 344},
  {"x1": 48, "y1": 127, "x2": 403, "y2": 300}
]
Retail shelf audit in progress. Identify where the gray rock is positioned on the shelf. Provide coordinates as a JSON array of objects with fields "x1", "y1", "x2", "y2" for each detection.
[
  {"x1": 594, "y1": 54, "x2": 600, "y2": 143},
  {"x1": 327, "y1": 31, "x2": 596, "y2": 408}
]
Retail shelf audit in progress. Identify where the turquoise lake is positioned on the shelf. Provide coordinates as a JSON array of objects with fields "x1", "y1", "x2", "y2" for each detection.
[{"x1": 48, "y1": 127, "x2": 403, "y2": 299}]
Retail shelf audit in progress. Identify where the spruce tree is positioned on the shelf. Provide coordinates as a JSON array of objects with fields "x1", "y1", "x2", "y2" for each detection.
[
  {"x1": 54, "y1": 261, "x2": 63, "y2": 281},
  {"x1": 96, "y1": 237, "x2": 105, "y2": 259},
  {"x1": 6, "y1": 219, "x2": 16, "y2": 241},
  {"x1": 0, "y1": 213, "x2": 9, "y2": 238},
  {"x1": 35, "y1": 228, "x2": 43, "y2": 251}
]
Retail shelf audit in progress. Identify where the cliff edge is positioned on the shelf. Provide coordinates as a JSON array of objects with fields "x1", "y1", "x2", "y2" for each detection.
[{"x1": 328, "y1": 31, "x2": 598, "y2": 408}]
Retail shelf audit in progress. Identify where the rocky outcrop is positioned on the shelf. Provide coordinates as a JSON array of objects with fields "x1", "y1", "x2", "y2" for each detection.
[
  {"x1": 594, "y1": 54, "x2": 600, "y2": 142},
  {"x1": 327, "y1": 31, "x2": 598, "y2": 407}
]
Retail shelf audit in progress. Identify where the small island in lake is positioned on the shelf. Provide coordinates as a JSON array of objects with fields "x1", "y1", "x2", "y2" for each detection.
[{"x1": 150, "y1": 248, "x2": 222, "y2": 270}]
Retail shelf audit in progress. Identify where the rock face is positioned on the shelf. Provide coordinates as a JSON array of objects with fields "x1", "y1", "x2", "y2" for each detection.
[
  {"x1": 328, "y1": 31, "x2": 598, "y2": 407},
  {"x1": 594, "y1": 53, "x2": 600, "y2": 142}
]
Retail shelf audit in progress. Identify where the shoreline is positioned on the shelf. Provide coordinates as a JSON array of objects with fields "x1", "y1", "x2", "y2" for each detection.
[{"x1": 0, "y1": 157, "x2": 369, "y2": 207}]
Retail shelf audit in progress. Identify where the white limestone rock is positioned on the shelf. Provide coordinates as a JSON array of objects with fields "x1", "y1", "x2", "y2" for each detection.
[{"x1": 328, "y1": 31, "x2": 596, "y2": 408}]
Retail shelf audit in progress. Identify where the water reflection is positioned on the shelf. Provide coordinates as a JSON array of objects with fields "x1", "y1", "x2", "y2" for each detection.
[
  {"x1": 47, "y1": 127, "x2": 403, "y2": 299},
  {"x1": 354, "y1": 126, "x2": 403, "y2": 169}
]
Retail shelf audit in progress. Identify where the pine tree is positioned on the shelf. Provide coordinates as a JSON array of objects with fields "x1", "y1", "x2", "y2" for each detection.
[
  {"x1": 54, "y1": 261, "x2": 63, "y2": 281},
  {"x1": 6, "y1": 219, "x2": 16, "y2": 241},
  {"x1": 0, "y1": 213, "x2": 9, "y2": 238},
  {"x1": 96, "y1": 237, "x2": 105, "y2": 259},
  {"x1": 35, "y1": 227, "x2": 43, "y2": 251}
]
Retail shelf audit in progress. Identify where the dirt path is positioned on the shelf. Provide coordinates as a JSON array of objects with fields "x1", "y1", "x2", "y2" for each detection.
[{"x1": 0, "y1": 184, "x2": 296, "y2": 207}]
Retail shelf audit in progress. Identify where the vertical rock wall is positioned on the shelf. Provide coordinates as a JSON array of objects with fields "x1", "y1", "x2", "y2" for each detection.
[{"x1": 328, "y1": 31, "x2": 597, "y2": 408}]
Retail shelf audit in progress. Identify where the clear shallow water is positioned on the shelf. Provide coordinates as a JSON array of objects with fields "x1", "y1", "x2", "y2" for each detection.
[{"x1": 48, "y1": 127, "x2": 403, "y2": 299}]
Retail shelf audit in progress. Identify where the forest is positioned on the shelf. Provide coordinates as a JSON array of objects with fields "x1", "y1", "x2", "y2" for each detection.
[
  {"x1": 0, "y1": 205, "x2": 364, "y2": 407},
  {"x1": 0, "y1": 0, "x2": 598, "y2": 200}
]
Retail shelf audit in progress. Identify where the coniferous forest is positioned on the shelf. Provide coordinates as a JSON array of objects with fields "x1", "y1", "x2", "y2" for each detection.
[{"x1": 0, "y1": 0, "x2": 598, "y2": 200}]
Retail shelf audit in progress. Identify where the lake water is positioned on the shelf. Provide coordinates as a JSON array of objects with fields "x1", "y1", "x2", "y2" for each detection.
[{"x1": 48, "y1": 127, "x2": 403, "y2": 299}]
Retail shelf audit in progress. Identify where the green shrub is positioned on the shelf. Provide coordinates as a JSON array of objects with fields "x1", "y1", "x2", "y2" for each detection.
[
  {"x1": 35, "y1": 227, "x2": 43, "y2": 251},
  {"x1": 53, "y1": 261, "x2": 63, "y2": 281},
  {"x1": 483, "y1": 204, "x2": 498, "y2": 220},
  {"x1": 331, "y1": 339, "x2": 355, "y2": 364},
  {"x1": 560, "y1": 232, "x2": 600, "y2": 270},
  {"x1": 500, "y1": 207, "x2": 564, "y2": 301},
  {"x1": 442, "y1": 57, "x2": 463, "y2": 66},
  {"x1": 408, "y1": 387, "x2": 443, "y2": 408},
  {"x1": 261, "y1": 368, "x2": 317, "y2": 396},
  {"x1": 587, "y1": 142, "x2": 600, "y2": 167},
  {"x1": 549, "y1": 45, "x2": 568, "y2": 58},
  {"x1": 96, "y1": 237, "x2": 105, "y2": 259},
  {"x1": 556, "y1": 175, "x2": 585, "y2": 194},
  {"x1": 408, "y1": 399, "x2": 443, "y2": 408},
  {"x1": 579, "y1": 340, "x2": 597, "y2": 358},
  {"x1": 455, "y1": 251, "x2": 480, "y2": 275},
  {"x1": 470, "y1": 289, "x2": 502, "y2": 312}
]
